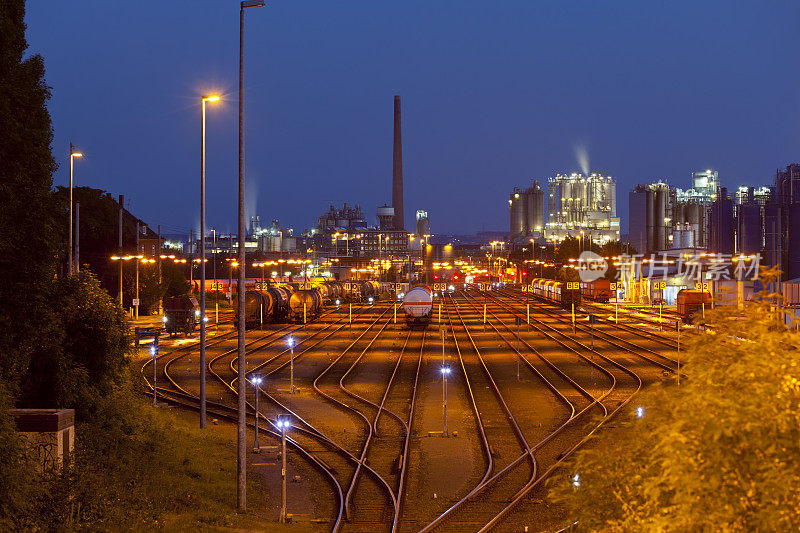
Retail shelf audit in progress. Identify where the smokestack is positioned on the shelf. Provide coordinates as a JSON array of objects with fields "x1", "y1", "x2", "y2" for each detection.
[{"x1": 392, "y1": 95, "x2": 404, "y2": 230}]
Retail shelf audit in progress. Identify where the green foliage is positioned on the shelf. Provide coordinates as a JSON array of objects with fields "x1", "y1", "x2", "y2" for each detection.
[
  {"x1": 0, "y1": 0, "x2": 59, "y2": 395},
  {"x1": 6, "y1": 373, "x2": 256, "y2": 530},
  {"x1": 19, "y1": 271, "x2": 131, "y2": 419},
  {"x1": 551, "y1": 274, "x2": 800, "y2": 530},
  {"x1": 0, "y1": 383, "x2": 36, "y2": 529}
]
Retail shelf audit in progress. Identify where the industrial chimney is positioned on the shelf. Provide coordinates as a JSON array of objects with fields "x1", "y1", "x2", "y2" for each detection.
[{"x1": 392, "y1": 95, "x2": 404, "y2": 231}]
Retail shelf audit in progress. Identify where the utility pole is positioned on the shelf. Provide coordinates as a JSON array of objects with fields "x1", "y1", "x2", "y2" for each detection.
[
  {"x1": 158, "y1": 225, "x2": 163, "y2": 314},
  {"x1": 135, "y1": 221, "x2": 140, "y2": 319},
  {"x1": 118, "y1": 195, "x2": 124, "y2": 307}
]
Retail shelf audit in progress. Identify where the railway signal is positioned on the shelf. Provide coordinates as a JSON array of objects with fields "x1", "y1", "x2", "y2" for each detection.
[
  {"x1": 251, "y1": 376, "x2": 263, "y2": 452},
  {"x1": 150, "y1": 342, "x2": 158, "y2": 406},
  {"x1": 441, "y1": 367, "x2": 451, "y2": 436},
  {"x1": 276, "y1": 414, "x2": 291, "y2": 522},
  {"x1": 288, "y1": 337, "x2": 296, "y2": 394},
  {"x1": 588, "y1": 314, "x2": 595, "y2": 348}
]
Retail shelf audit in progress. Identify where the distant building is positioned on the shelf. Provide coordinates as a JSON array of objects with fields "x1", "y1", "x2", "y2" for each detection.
[
  {"x1": 377, "y1": 205, "x2": 395, "y2": 231},
  {"x1": 545, "y1": 173, "x2": 619, "y2": 243},
  {"x1": 508, "y1": 181, "x2": 544, "y2": 242},
  {"x1": 415, "y1": 210, "x2": 430, "y2": 238}
]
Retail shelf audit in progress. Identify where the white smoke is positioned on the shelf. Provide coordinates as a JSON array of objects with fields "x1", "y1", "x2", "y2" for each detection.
[{"x1": 574, "y1": 142, "x2": 590, "y2": 176}]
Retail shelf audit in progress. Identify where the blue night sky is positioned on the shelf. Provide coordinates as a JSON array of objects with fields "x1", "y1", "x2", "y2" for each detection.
[{"x1": 26, "y1": 1, "x2": 800, "y2": 237}]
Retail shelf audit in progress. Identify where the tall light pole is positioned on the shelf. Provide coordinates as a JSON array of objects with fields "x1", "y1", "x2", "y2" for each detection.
[
  {"x1": 237, "y1": 1, "x2": 264, "y2": 512},
  {"x1": 68, "y1": 144, "x2": 83, "y2": 275},
  {"x1": 200, "y1": 93, "x2": 220, "y2": 431}
]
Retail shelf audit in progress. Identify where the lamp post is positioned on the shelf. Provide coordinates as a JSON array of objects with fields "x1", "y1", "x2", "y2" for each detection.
[
  {"x1": 441, "y1": 366, "x2": 451, "y2": 436},
  {"x1": 276, "y1": 414, "x2": 290, "y2": 523},
  {"x1": 68, "y1": 144, "x2": 83, "y2": 275},
  {"x1": 237, "y1": 0, "x2": 265, "y2": 511},
  {"x1": 252, "y1": 375, "x2": 263, "y2": 451},
  {"x1": 200, "y1": 93, "x2": 220, "y2": 431}
]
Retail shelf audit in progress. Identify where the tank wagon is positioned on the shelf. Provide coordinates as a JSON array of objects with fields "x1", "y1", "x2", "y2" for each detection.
[
  {"x1": 289, "y1": 289, "x2": 323, "y2": 322},
  {"x1": 359, "y1": 281, "x2": 381, "y2": 301},
  {"x1": 163, "y1": 296, "x2": 200, "y2": 336},
  {"x1": 234, "y1": 286, "x2": 292, "y2": 327},
  {"x1": 676, "y1": 289, "x2": 712, "y2": 323},
  {"x1": 528, "y1": 278, "x2": 581, "y2": 309},
  {"x1": 402, "y1": 285, "x2": 433, "y2": 327}
]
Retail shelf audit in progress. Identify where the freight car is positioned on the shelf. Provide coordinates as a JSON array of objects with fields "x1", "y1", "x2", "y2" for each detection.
[
  {"x1": 579, "y1": 279, "x2": 612, "y2": 303},
  {"x1": 528, "y1": 278, "x2": 581, "y2": 309},
  {"x1": 163, "y1": 296, "x2": 200, "y2": 336},
  {"x1": 402, "y1": 285, "x2": 432, "y2": 327},
  {"x1": 676, "y1": 289, "x2": 712, "y2": 323},
  {"x1": 288, "y1": 288, "x2": 323, "y2": 322},
  {"x1": 359, "y1": 280, "x2": 381, "y2": 301}
]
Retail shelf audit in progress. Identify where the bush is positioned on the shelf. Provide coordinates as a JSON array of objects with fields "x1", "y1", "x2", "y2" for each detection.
[
  {"x1": 19, "y1": 270, "x2": 131, "y2": 419},
  {"x1": 550, "y1": 273, "x2": 800, "y2": 531}
]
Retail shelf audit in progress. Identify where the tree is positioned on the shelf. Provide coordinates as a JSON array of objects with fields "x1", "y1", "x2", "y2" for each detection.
[
  {"x1": 550, "y1": 270, "x2": 800, "y2": 530},
  {"x1": 0, "y1": 0, "x2": 60, "y2": 395},
  {"x1": 19, "y1": 271, "x2": 131, "y2": 419}
]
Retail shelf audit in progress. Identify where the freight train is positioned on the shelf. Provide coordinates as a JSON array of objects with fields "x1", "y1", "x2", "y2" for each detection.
[
  {"x1": 402, "y1": 285, "x2": 433, "y2": 327},
  {"x1": 528, "y1": 278, "x2": 581, "y2": 309}
]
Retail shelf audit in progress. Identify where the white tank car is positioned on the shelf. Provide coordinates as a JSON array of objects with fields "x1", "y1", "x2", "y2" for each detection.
[{"x1": 402, "y1": 285, "x2": 432, "y2": 326}]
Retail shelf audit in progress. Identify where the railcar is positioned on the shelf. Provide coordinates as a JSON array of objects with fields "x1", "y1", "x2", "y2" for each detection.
[
  {"x1": 676, "y1": 289, "x2": 712, "y2": 323},
  {"x1": 528, "y1": 278, "x2": 581, "y2": 309},
  {"x1": 163, "y1": 296, "x2": 200, "y2": 336},
  {"x1": 288, "y1": 288, "x2": 323, "y2": 322},
  {"x1": 579, "y1": 279, "x2": 612, "y2": 303},
  {"x1": 402, "y1": 285, "x2": 432, "y2": 327}
]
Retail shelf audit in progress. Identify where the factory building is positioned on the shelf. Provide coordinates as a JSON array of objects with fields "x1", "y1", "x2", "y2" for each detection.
[
  {"x1": 315, "y1": 203, "x2": 366, "y2": 234},
  {"x1": 765, "y1": 164, "x2": 800, "y2": 281},
  {"x1": 545, "y1": 173, "x2": 619, "y2": 243},
  {"x1": 628, "y1": 182, "x2": 671, "y2": 254},
  {"x1": 709, "y1": 188, "x2": 735, "y2": 254},
  {"x1": 508, "y1": 181, "x2": 544, "y2": 242}
]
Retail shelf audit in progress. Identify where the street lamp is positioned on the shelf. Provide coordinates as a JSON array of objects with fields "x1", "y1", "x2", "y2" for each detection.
[
  {"x1": 236, "y1": 0, "x2": 266, "y2": 512},
  {"x1": 252, "y1": 375, "x2": 263, "y2": 451},
  {"x1": 441, "y1": 366, "x2": 451, "y2": 436},
  {"x1": 200, "y1": 93, "x2": 220, "y2": 431},
  {"x1": 68, "y1": 144, "x2": 83, "y2": 274},
  {"x1": 276, "y1": 414, "x2": 291, "y2": 523}
]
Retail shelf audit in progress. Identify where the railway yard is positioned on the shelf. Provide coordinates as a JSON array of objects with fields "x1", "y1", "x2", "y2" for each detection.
[{"x1": 140, "y1": 287, "x2": 684, "y2": 532}]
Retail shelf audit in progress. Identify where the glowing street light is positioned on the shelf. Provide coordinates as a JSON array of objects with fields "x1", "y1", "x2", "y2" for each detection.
[
  {"x1": 68, "y1": 144, "x2": 83, "y2": 274},
  {"x1": 200, "y1": 93, "x2": 221, "y2": 431}
]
